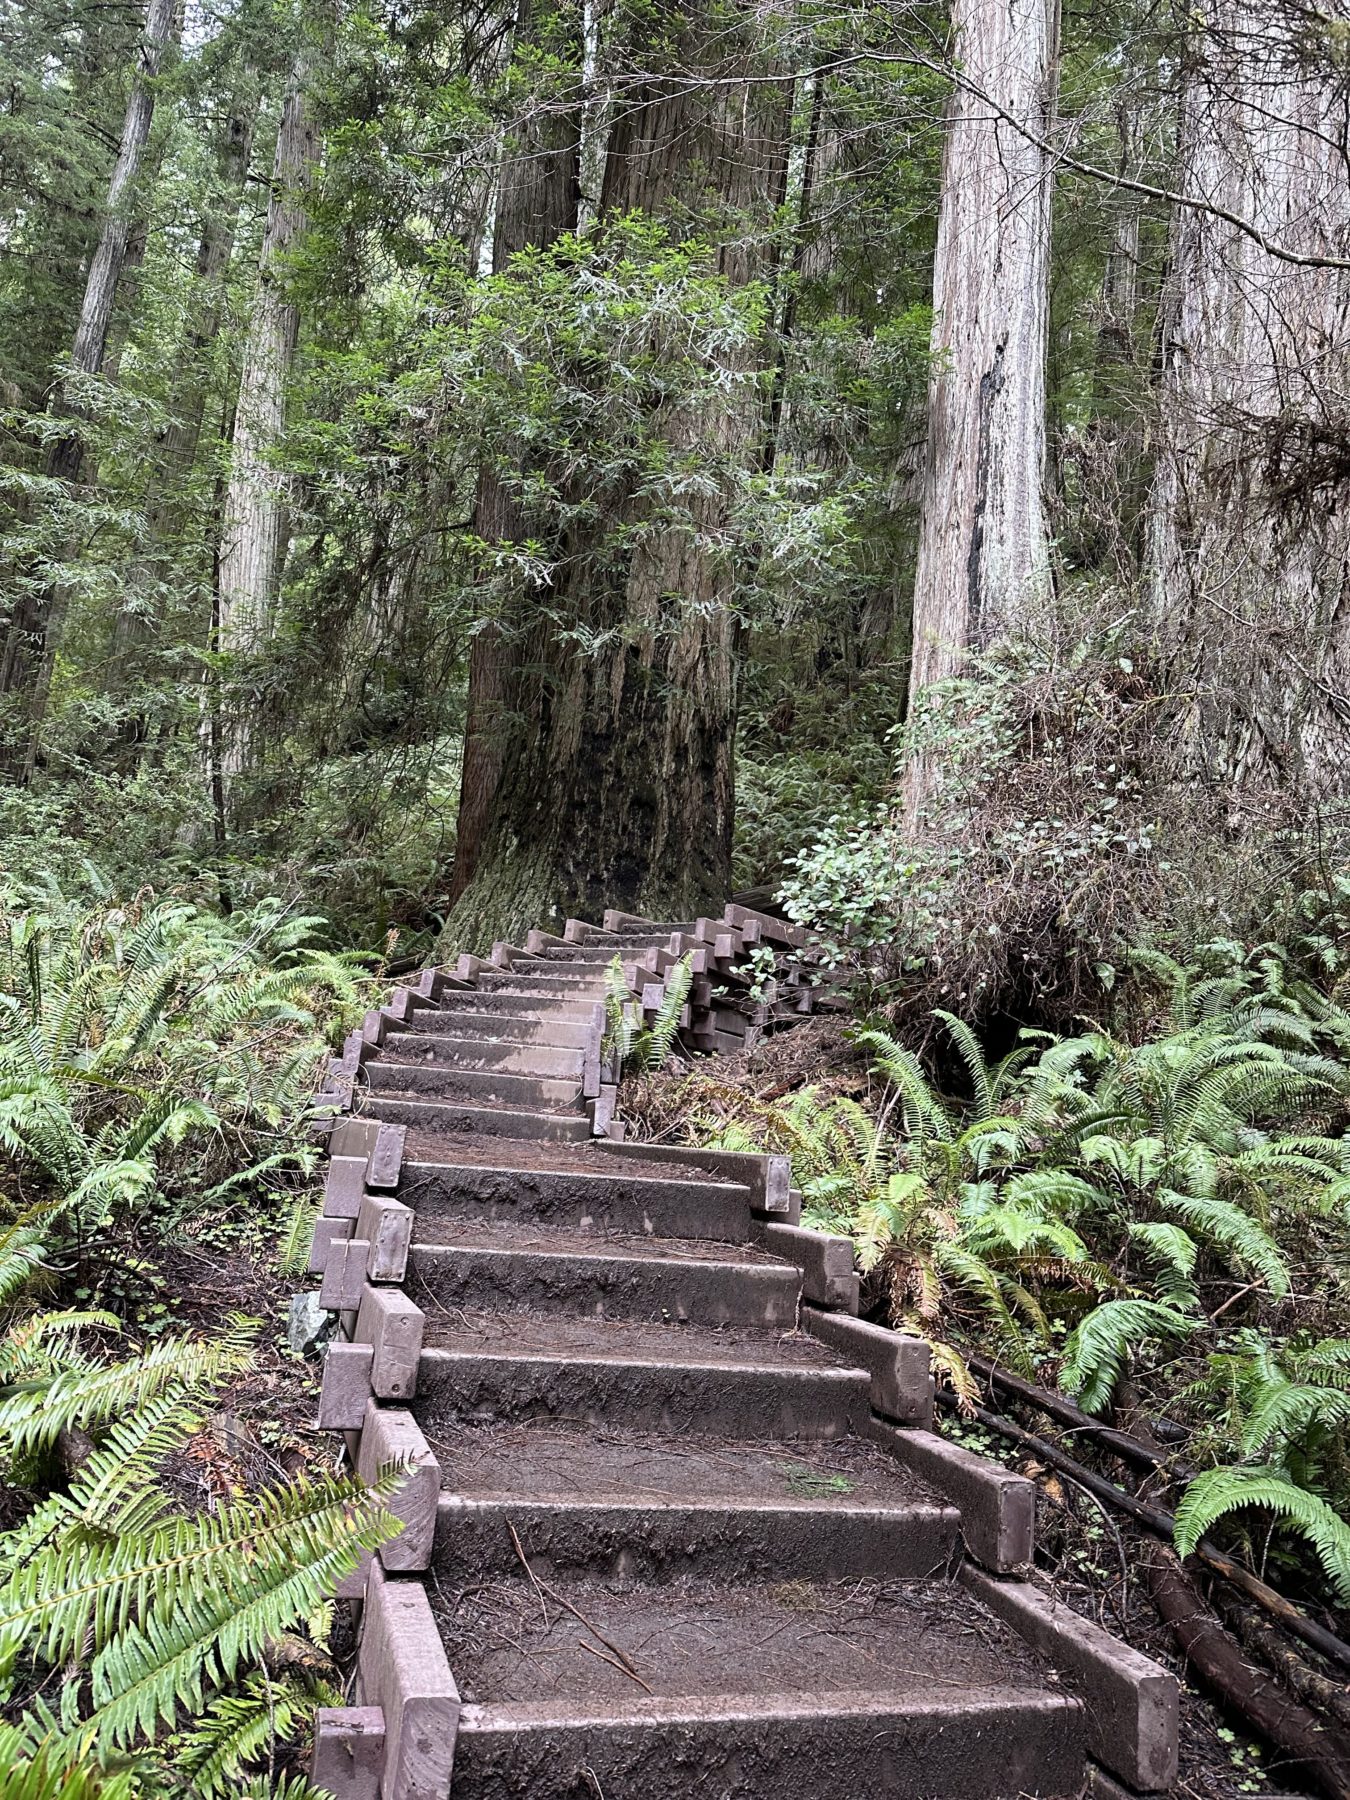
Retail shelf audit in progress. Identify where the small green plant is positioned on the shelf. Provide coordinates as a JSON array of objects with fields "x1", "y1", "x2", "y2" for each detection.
[{"x1": 602, "y1": 954, "x2": 694, "y2": 1073}]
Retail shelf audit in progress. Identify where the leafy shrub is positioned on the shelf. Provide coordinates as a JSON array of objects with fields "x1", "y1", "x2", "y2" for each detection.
[{"x1": 778, "y1": 606, "x2": 1350, "y2": 1031}]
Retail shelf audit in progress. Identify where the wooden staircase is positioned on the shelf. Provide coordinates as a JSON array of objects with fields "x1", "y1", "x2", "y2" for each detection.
[{"x1": 305, "y1": 908, "x2": 1179, "y2": 1800}]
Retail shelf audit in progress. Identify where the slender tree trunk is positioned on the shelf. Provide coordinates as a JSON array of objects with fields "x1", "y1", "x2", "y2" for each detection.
[
  {"x1": 1146, "y1": 0, "x2": 1350, "y2": 789},
  {"x1": 113, "y1": 94, "x2": 257, "y2": 688},
  {"x1": 0, "y1": 0, "x2": 177, "y2": 751},
  {"x1": 441, "y1": 5, "x2": 789, "y2": 948},
  {"x1": 449, "y1": 0, "x2": 583, "y2": 906},
  {"x1": 906, "y1": 0, "x2": 1059, "y2": 768},
  {"x1": 215, "y1": 57, "x2": 319, "y2": 788}
]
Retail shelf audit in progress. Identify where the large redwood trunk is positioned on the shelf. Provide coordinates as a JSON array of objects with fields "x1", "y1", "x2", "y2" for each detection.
[
  {"x1": 907, "y1": 0, "x2": 1058, "y2": 723},
  {"x1": 1147, "y1": 0, "x2": 1350, "y2": 789},
  {"x1": 448, "y1": 0, "x2": 583, "y2": 907},
  {"x1": 215, "y1": 58, "x2": 319, "y2": 789},
  {"x1": 441, "y1": 6, "x2": 789, "y2": 947}
]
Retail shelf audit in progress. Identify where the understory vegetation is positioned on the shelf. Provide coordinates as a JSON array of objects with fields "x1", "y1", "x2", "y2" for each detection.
[
  {"x1": 647, "y1": 931, "x2": 1350, "y2": 1616},
  {"x1": 6, "y1": 0, "x2": 1350, "y2": 1787},
  {"x1": 0, "y1": 884, "x2": 387, "y2": 1792}
]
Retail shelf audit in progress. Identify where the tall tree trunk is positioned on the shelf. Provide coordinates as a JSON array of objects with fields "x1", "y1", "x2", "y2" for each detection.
[
  {"x1": 441, "y1": 6, "x2": 789, "y2": 948},
  {"x1": 0, "y1": 0, "x2": 177, "y2": 749},
  {"x1": 215, "y1": 57, "x2": 319, "y2": 788},
  {"x1": 906, "y1": 0, "x2": 1059, "y2": 752},
  {"x1": 448, "y1": 0, "x2": 583, "y2": 907},
  {"x1": 114, "y1": 93, "x2": 257, "y2": 689},
  {"x1": 1146, "y1": 0, "x2": 1350, "y2": 789}
]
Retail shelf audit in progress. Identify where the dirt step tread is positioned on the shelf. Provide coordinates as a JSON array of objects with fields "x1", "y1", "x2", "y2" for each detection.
[
  {"x1": 360, "y1": 1091, "x2": 587, "y2": 1121},
  {"x1": 400, "y1": 1134, "x2": 748, "y2": 1186},
  {"x1": 424, "y1": 1420, "x2": 945, "y2": 1509},
  {"x1": 432, "y1": 1573, "x2": 1064, "y2": 1708},
  {"x1": 419, "y1": 1308, "x2": 849, "y2": 1369}
]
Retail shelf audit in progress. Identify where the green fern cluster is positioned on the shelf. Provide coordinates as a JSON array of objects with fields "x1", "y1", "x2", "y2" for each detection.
[
  {"x1": 686, "y1": 982, "x2": 1350, "y2": 1601},
  {"x1": 0, "y1": 1319, "x2": 397, "y2": 1789},
  {"x1": 0, "y1": 1199, "x2": 398, "y2": 1793},
  {"x1": 0, "y1": 884, "x2": 371, "y2": 1309}
]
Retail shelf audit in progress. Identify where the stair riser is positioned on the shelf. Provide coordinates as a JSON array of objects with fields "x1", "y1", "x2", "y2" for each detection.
[
  {"x1": 360, "y1": 1097, "x2": 593, "y2": 1142},
  {"x1": 367, "y1": 1062, "x2": 582, "y2": 1108},
  {"x1": 388, "y1": 1029, "x2": 594, "y2": 1051},
  {"x1": 452, "y1": 1693, "x2": 1085, "y2": 1800},
  {"x1": 400, "y1": 1164, "x2": 756, "y2": 1242},
  {"x1": 414, "y1": 1350, "x2": 870, "y2": 1440},
  {"x1": 435, "y1": 1497, "x2": 960, "y2": 1585},
  {"x1": 395, "y1": 1013, "x2": 596, "y2": 1047},
  {"x1": 423, "y1": 995, "x2": 602, "y2": 1022},
  {"x1": 477, "y1": 973, "x2": 609, "y2": 996},
  {"x1": 408, "y1": 1244, "x2": 800, "y2": 1326},
  {"x1": 382, "y1": 1035, "x2": 588, "y2": 1077}
]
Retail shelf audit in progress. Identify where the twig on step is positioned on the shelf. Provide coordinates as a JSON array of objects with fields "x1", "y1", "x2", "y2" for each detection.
[
  {"x1": 576, "y1": 1638, "x2": 655, "y2": 1694},
  {"x1": 508, "y1": 1521, "x2": 647, "y2": 1682}
]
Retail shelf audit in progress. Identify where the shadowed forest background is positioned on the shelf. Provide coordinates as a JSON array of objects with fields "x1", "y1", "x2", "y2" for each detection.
[
  {"x1": 4, "y1": 0, "x2": 1350, "y2": 1791},
  {"x1": 14, "y1": 0, "x2": 1349, "y2": 983}
]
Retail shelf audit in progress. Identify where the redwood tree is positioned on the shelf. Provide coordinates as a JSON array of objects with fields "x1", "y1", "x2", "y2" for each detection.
[
  {"x1": 907, "y1": 0, "x2": 1059, "y2": 726},
  {"x1": 1146, "y1": 0, "x2": 1350, "y2": 788},
  {"x1": 448, "y1": 0, "x2": 584, "y2": 908},
  {"x1": 442, "y1": 5, "x2": 790, "y2": 946}
]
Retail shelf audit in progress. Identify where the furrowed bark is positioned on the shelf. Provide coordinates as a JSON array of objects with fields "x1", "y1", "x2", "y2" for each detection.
[
  {"x1": 450, "y1": 0, "x2": 583, "y2": 907},
  {"x1": 441, "y1": 4, "x2": 790, "y2": 948},
  {"x1": 1147, "y1": 0, "x2": 1350, "y2": 788},
  {"x1": 905, "y1": 0, "x2": 1058, "y2": 803}
]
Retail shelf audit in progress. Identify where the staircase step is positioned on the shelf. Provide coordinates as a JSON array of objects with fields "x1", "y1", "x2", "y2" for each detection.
[
  {"x1": 361, "y1": 1095, "x2": 594, "y2": 1142},
  {"x1": 428, "y1": 1420, "x2": 959, "y2": 1581},
  {"x1": 437, "y1": 1493, "x2": 958, "y2": 1584},
  {"x1": 437, "y1": 1576, "x2": 1084, "y2": 1799},
  {"x1": 425, "y1": 992, "x2": 603, "y2": 1022},
  {"x1": 408, "y1": 1222, "x2": 798, "y2": 1323},
  {"x1": 413, "y1": 1312, "x2": 870, "y2": 1438},
  {"x1": 391, "y1": 1019, "x2": 593, "y2": 1053},
  {"x1": 399, "y1": 1153, "x2": 756, "y2": 1241},
  {"x1": 386, "y1": 1034, "x2": 588, "y2": 1077},
  {"x1": 477, "y1": 971, "x2": 609, "y2": 996},
  {"x1": 367, "y1": 1060, "x2": 584, "y2": 1109}
]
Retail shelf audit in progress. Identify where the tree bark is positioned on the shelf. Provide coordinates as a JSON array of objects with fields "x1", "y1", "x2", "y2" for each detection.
[
  {"x1": 906, "y1": 0, "x2": 1058, "y2": 786},
  {"x1": 449, "y1": 0, "x2": 583, "y2": 907},
  {"x1": 1146, "y1": 0, "x2": 1350, "y2": 790},
  {"x1": 441, "y1": 5, "x2": 789, "y2": 948},
  {"x1": 113, "y1": 91, "x2": 257, "y2": 687},
  {"x1": 0, "y1": 0, "x2": 177, "y2": 735},
  {"x1": 215, "y1": 56, "x2": 319, "y2": 786}
]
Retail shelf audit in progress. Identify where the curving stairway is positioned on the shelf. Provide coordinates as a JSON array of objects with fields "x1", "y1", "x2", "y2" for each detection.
[{"x1": 306, "y1": 907, "x2": 1179, "y2": 1800}]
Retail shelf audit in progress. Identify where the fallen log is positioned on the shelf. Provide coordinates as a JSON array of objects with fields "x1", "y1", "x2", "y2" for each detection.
[
  {"x1": 1215, "y1": 1588, "x2": 1350, "y2": 1736},
  {"x1": 1143, "y1": 1541, "x2": 1350, "y2": 1800},
  {"x1": 966, "y1": 1352, "x2": 1196, "y2": 1480},
  {"x1": 935, "y1": 1390, "x2": 1350, "y2": 1673}
]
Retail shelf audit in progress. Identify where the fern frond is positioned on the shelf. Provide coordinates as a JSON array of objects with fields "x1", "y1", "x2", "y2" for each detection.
[
  {"x1": 1158, "y1": 1189, "x2": 1291, "y2": 1297},
  {"x1": 1174, "y1": 1467, "x2": 1350, "y2": 1603},
  {"x1": 0, "y1": 1332, "x2": 247, "y2": 1455},
  {"x1": 1059, "y1": 1299, "x2": 1195, "y2": 1415},
  {"x1": 72, "y1": 1473, "x2": 402, "y2": 1750},
  {"x1": 933, "y1": 1010, "x2": 994, "y2": 1122}
]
